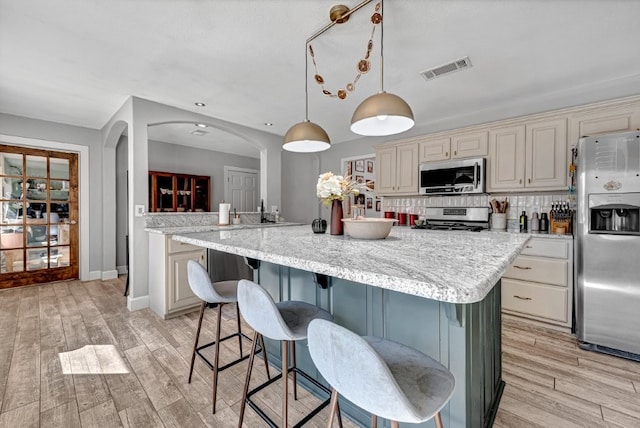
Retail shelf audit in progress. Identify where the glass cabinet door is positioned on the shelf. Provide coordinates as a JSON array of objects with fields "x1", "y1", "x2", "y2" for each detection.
[
  {"x1": 176, "y1": 175, "x2": 192, "y2": 212},
  {"x1": 193, "y1": 177, "x2": 210, "y2": 212},
  {"x1": 154, "y1": 173, "x2": 175, "y2": 212}
]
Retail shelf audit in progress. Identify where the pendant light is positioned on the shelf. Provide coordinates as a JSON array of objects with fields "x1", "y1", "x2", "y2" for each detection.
[
  {"x1": 351, "y1": 0, "x2": 414, "y2": 136},
  {"x1": 283, "y1": 43, "x2": 331, "y2": 152}
]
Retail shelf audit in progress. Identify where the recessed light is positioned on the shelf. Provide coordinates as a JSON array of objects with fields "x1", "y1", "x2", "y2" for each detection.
[
  {"x1": 194, "y1": 102, "x2": 206, "y2": 107},
  {"x1": 264, "y1": 122, "x2": 273, "y2": 127},
  {"x1": 195, "y1": 123, "x2": 207, "y2": 128}
]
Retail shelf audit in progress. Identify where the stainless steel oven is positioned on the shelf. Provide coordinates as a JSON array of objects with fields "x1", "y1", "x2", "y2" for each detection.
[{"x1": 419, "y1": 158, "x2": 486, "y2": 195}]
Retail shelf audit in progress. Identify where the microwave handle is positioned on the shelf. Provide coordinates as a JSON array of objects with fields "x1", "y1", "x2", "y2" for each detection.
[{"x1": 473, "y1": 162, "x2": 478, "y2": 189}]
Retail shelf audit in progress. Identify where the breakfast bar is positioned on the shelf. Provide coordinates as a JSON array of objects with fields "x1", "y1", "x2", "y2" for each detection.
[{"x1": 171, "y1": 225, "x2": 531, "y2": 428}]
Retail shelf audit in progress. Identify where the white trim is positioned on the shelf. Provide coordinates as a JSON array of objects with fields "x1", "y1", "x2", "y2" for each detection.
[
  {"x1": 0, "y1": 134, "x2": 91, "y2": 281},
  {"x1": 116, "y1": 265, "x2": 128, "y2": 275},
  {"x1": 127, "y1": 294, "x2": 149, "y2": 311},
  {"x1": 340, "y1": 153, "x2": 376, "y2": 164},
  {"x1": 88, "y1": 271, "x2": 102, "y2": 281},
  {"x1": 101, "y1": 270, "x2": 119, "y2": 280}
]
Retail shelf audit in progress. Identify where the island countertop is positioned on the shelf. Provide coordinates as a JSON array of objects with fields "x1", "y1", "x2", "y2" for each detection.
[{"x1": 171, "y1": 225, "x2": 531, "y2": 304}]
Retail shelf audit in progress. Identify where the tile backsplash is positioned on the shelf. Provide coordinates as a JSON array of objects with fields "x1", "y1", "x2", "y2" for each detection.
[{"x1": 382, "y1": 193, "x2": 571, "y2": 220}]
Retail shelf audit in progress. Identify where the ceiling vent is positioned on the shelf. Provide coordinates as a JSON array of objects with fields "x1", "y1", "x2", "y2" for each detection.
[
  {"x1": 190, "y1": 129, "x2": 209, "y2": 137},
  {"x1": 420, "y1": 56, "x2": 472, "y2": 81}
]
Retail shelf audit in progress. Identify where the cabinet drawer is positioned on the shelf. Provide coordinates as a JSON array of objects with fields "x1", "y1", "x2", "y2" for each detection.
[
  {"x1": 505, "y1": 255, "x2": 568, "y2": 286},
  {"x1": 502, "y1": 279, "x2": 568, "y2": 323},
  {"x1": 168, "y1": 238, "x2": 203, "y2": 254},
  {"x1": 520, "y1": 238, "x2": 568, "y2": 259}
]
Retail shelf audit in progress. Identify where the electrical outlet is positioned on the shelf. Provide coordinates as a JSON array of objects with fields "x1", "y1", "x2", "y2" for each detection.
[{"x1": 135, "y1": 205, "x2": 145, "y2": 217}]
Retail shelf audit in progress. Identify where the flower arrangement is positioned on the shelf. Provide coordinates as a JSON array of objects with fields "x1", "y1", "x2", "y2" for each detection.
[{"x1": 316, "y1": 172, "x2": 360, "y2": 206}]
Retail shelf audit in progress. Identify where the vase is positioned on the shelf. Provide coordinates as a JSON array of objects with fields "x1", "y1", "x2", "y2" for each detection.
[{"x1": 330, "y1": 199, "x2": 344, "y2": 235}]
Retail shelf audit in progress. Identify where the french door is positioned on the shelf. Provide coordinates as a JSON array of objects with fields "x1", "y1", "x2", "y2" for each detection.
[{"x1": 0, "y1": 144, "x2": 79, "y2": 288}]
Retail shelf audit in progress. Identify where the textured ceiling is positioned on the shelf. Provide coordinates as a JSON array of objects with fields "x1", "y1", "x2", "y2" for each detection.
[{"x1": 1, "y1": 0, "x2": 640, "y2": 158}]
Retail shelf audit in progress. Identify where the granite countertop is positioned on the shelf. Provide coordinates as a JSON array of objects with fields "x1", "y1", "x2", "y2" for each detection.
[{"x1": 171, "y1": 225, "x2": 532, "y2": 304}]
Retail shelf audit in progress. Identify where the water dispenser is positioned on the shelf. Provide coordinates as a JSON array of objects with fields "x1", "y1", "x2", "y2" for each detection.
[{"x1": 589, "y1": 193, "x2": 640, "y2": 235}]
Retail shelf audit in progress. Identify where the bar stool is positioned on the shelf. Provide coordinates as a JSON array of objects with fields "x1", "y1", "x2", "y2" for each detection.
[
  {"x1": 307, "y1": 319, "x2": 455, "y2": 428},
  {"x1": 186, "y1": 260, "x2": 270, "y2": 414},
  {"x1": 236, "y1": 279, "x2": 339, "y2": 428}
]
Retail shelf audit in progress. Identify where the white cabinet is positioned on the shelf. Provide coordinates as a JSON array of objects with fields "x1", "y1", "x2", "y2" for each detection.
[
  {"x1": 488, "y1": 119, "x2": 567, "y2": 191},
  {"x1": 375, "y1": 143, "x2": 419, "y2": 195},
  {"x1": 502, "y1": 237, "x2": 573, "y2": 329},
  {"x1": 418, "y1": 131, "x2": 488, "y2": 163},
  {"x1": 148, "y1": 233, "x2": 207, "y2": 319},
  {"x1": 568, "y1": 103, "x2": 640, "y2": 148}
]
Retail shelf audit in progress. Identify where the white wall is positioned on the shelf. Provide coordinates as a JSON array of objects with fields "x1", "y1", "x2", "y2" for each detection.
[{"x1": 148, "y1": 139, "x2": 260, "y2": 209}]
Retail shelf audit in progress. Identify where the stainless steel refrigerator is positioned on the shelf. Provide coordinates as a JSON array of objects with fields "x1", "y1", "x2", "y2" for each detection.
[{"x1": 575, "y1": 131, "x2": 640, "y2": 359}]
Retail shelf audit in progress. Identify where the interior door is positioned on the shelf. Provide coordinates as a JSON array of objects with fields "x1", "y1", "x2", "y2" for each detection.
[
  {"x1": 0, "y1": 145, "x2": 79, "y2": 288},
  {"x1": 226, "y1": 168, "x2": 258, "y2": 213}
]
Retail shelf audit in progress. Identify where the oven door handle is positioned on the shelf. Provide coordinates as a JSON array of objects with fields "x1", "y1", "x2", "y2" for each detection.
[{"x1": 473, "y1": 162, "x2": 479, "y2": 189}]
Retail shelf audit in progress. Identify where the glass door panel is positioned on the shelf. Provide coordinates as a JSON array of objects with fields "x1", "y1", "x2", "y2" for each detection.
[
  {"x1": 176, "y1": 175, "x2": 192, "y2": 212},
  {"x1": 0, "y1": 144, "x2": 78, "y2": 287},
  {"x1": 193, "y1": 177, "x2": 209, "y2": 211}
]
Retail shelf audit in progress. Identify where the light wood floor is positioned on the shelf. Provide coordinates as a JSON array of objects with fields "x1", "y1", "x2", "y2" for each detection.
[{"x1": 0, "y1": 278, "x2": 638, "y2": 428}]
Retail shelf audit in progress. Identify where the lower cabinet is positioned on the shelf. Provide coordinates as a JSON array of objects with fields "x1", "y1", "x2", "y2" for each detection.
[
  {"x1": 502, "y1": 237, "x2": 573, "y2": 329},
  {"x1": 148, "y1": 233, "x2": 207, "y2": 319}
]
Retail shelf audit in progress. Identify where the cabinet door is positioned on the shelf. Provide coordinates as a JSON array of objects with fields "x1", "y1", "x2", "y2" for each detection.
[
  {"x1": 395, "y1": 143, "x2": 419, "y2": 193},
  {"x1": 488, "y1": 125, "x2": 526, "y2": 190},
  {"x1": 176, "y1": 175, "x2": 192, "y2": 212},
  {"x1": 167, "y1": 250, "x2": 206, "y2": 312},
  {"x1": 568, "y1": 104, "x2": 640, "y2": 148},
  {"x1": 419, "y1": 138, "x2": 450, "y2": 162},
  {"x1": 193, "y1": 176, "x2": 210, "y2": 212},
  {"x1": 376, "y1": 146, "x2": 397, "y2": 194},
  {"x1": 526, "y1": 119, "x2": 567, "y2": 189},
  {"x1": 451, "y1": 131, "x2": 488, "y2": 158}
]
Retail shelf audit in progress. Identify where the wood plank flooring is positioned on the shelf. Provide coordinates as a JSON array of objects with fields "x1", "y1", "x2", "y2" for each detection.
[{"x1": 0, "y1": 278, "x2": 639, "y2": 427}]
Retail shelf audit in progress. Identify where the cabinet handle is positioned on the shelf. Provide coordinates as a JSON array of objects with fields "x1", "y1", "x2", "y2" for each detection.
[
  {"x1": 454, "y1": 150, "x2": 457, "y2": 156},
  {"x1": 514, "y1": 295, "x2": 532, "y2": 301},
  {"x1": 528, "y1": 178, "x2": 531, "y2": 184},
  {"x1": 519, "y1": 179, "x2": 523, "y2": 184},
  {"x1": 445, "y1": 152, "x2": 448, "y2": 157},
  {"x1": 525, "y1": 245, "x2": 533, "y2": 248},
  {"x1": 513, "y1": 265, "x2": 532, "y2": 270}
]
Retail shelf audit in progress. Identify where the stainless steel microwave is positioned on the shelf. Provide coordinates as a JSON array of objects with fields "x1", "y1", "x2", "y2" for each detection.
[{"x1": 419, "y1": 158, "x2": 486, "y2": 194}]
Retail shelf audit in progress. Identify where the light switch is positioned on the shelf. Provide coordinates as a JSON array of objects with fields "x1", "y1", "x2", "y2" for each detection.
[{"x1": 135, "y1": 205, "x2": 145, "y2": 217}]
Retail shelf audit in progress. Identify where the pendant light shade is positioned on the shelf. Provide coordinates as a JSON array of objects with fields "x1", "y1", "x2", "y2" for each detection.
[
  {"x1": 283, "y1": 120, "x2": 331, "y2": 152},
  {"x1": 350, "y1": 91, "x2": 414, "y2": 136}
]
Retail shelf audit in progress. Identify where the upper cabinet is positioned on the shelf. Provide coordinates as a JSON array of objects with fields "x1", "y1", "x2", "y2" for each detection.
[
  {"x1": 488, "y1": 119, "x2": 567, "y2": 192},
  {"x1": 149, "y1": 171, "x2": 210, "y2": 212},
  {"x1": 376, "y1": 143, "x2": 419, "y2": 195},
  {"x1": 568, "y1": 103, "x2": 640, "y2": 148},
  {"x1": 419, "y1": 131, "x2": 488, "y2": 163}
]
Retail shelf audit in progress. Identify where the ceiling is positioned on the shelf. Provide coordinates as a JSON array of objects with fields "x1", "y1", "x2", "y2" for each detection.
[{"x1": 1, "y1": 0, "x2": 640, "y2": 157}]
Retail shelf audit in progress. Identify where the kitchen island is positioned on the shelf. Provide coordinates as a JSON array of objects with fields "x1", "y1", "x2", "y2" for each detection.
[{"x1": 172, "y1": 225, "x2": 531, "y2": 428}]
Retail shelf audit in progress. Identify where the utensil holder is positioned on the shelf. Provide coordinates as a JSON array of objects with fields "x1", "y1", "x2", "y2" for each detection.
[{"x1": 491, "y1": 213, "x2": 507, "y2": 230}]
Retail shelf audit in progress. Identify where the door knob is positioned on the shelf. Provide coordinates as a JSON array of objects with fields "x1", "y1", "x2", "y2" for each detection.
[{"x1": 70, "y1": 220, "x2": 77, "y2": 225}]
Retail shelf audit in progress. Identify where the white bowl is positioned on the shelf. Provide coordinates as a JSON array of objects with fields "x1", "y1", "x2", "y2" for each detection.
[{"x1": 341, "y1": 218, "x2": 396, "y2": 239}]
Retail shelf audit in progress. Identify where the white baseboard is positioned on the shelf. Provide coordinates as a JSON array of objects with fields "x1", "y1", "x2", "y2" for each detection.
[
  {"x1": 101, "y1": 270, "x2": 119, "y2": 280},
  {"x1": 116, "y1": 265, "x2": 128, "y2": 275},
  {"x1": 127, "y1": 295, "x2": 149, "y2": 311},
  {"x1": 88, "y1": 270, "x2": 102, "y2": 281}
]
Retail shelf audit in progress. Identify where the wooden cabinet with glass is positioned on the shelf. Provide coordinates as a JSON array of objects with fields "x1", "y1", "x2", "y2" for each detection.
[{"x1": 148, "y1": 171, "x2": 210, "y2": 212}]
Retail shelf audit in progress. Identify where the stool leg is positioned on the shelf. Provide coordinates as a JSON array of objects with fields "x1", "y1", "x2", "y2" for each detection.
[
  {"x1": 260, "y1": 334, "x2": 271, "y2": 380},
  {"x1": 372, "y1": 415, "x2": 377, "y2": 428},
  {"x1": 434, "y1": 412, "x2": 444, "y2": 428},
  {"x1": 327, "y1": 388, "x2": 339, "y2": 428},
  {"x1": 291, "y1": 340, "x2": 298, "y2": 400},
  {"x1": 282, "y1": 340, "x2": 289, "y2": 428},
  {"x1": 188, "y1": 301, "x2": 206, "y2": 384},
  {"x1": 212, "y1": 302, "x2": 224, "y2": 414},
  {"x1": 238, "y1": 331, "x2": 260, "y2": 428},
  {"x1": 236, "y1": 303, "x2": 243, "y2": 357}
]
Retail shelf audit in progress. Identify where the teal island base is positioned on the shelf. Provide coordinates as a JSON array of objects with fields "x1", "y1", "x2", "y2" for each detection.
[{"x1": 253, "y1": 261, "x2": 503, "y2": 428}]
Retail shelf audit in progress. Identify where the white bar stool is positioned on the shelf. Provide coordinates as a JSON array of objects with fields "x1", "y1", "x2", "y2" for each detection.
[
  {"x1": 236, "y1": 279, "x2": 340, "y2": 428},
  {"x1": 186, "y1": 260, "x2": 270, "y2": 414},
  {"x1": 307, "y1": 319, "x2": 456, "y2": 428}
]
